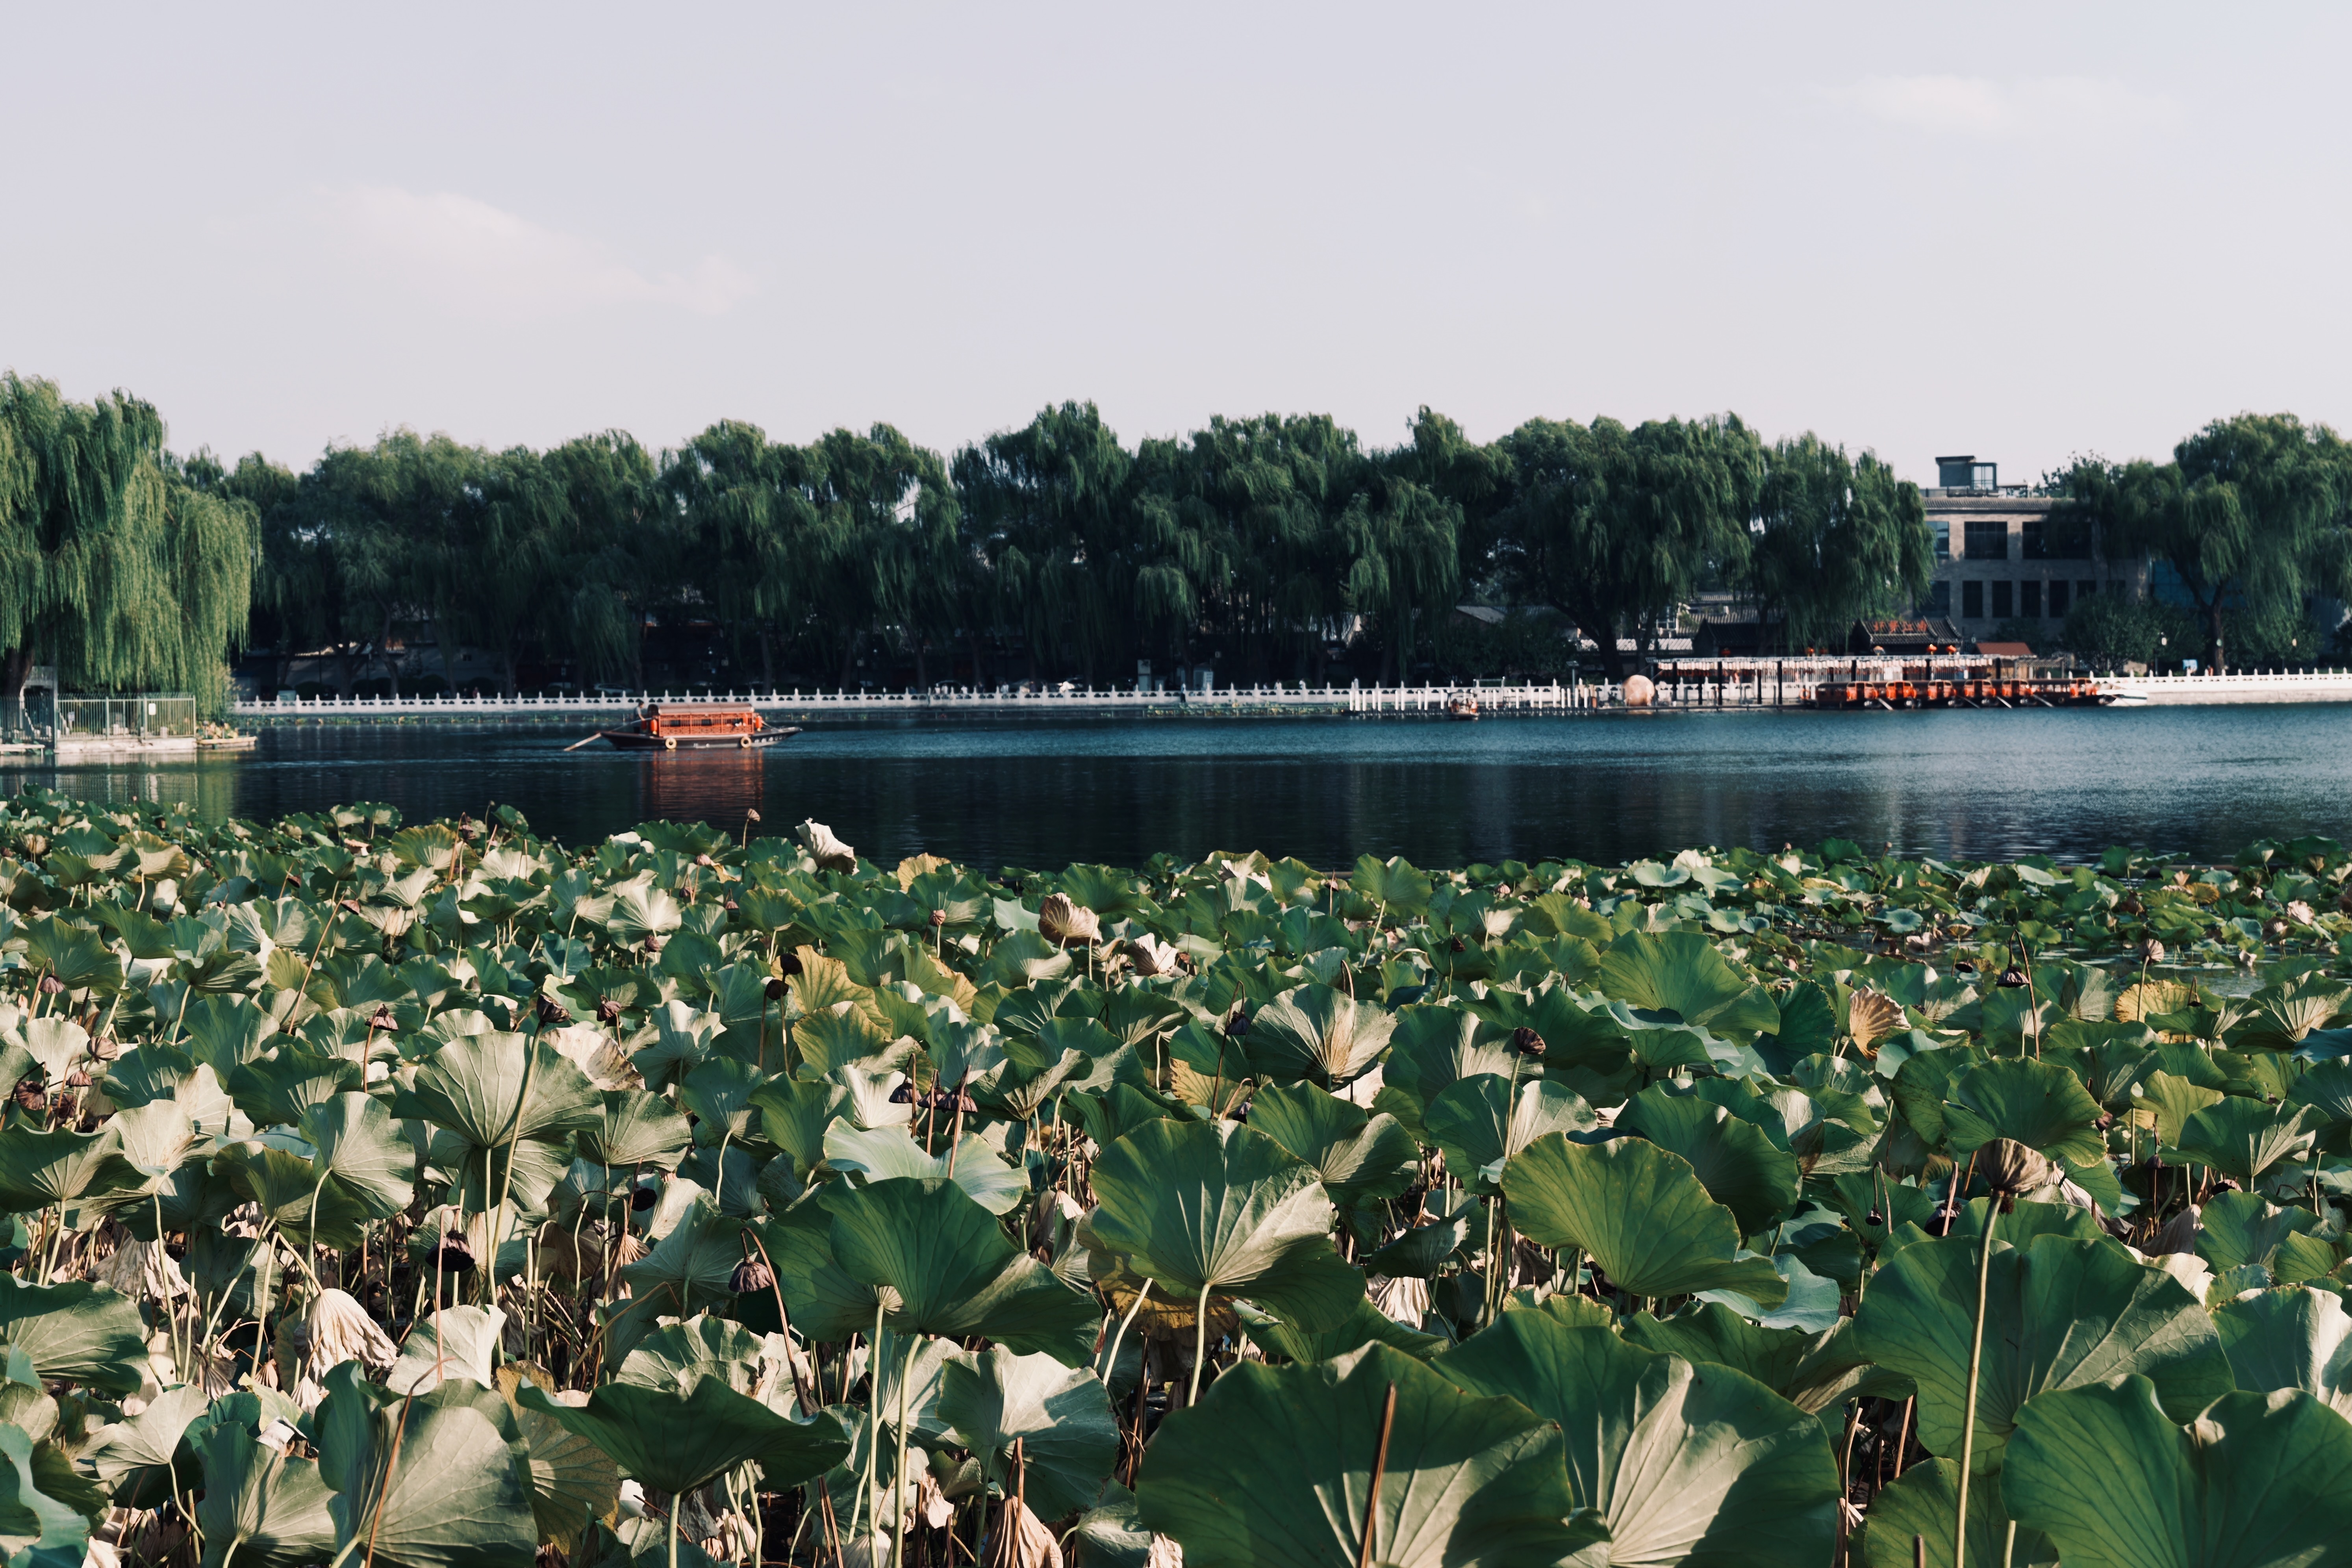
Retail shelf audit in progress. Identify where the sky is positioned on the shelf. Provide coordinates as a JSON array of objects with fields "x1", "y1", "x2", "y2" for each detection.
[{"x1": 4, "y1": 4, "x2": 2346, "y2": 487}]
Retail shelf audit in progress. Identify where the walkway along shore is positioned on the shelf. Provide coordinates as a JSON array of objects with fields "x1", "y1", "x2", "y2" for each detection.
[{"x1": 231, "y1": 665, "x2": 2352, "y2": 723}]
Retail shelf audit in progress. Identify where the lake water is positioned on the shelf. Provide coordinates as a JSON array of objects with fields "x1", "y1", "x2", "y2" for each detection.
[{"x1": 6, "y1": 705, "x2": 2349, "y2": 869}]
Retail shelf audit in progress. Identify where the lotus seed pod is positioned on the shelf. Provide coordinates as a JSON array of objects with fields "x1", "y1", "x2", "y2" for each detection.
[
  {"x1": 730, "y1": 1256, "x2": 775, "y2": 1295},
  {"x1": 1510, "y1": 1026, "x2": 1545, "y2": 1058},
  {"x1": 597, "y1": 995, "x2": 624, "y2": 1023}
]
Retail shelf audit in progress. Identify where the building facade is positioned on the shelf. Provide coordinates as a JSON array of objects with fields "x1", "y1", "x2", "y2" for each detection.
[{"x1": 1921, "y1": 456, "x2": 2147, "y2": 648}]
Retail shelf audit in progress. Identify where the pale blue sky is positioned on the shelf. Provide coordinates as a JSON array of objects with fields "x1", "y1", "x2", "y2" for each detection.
[{"x1": 4, "y1": 4, "x2": 2345, "y2": 486}]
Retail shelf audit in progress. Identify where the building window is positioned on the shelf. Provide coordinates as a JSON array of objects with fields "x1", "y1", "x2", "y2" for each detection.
[
  {"x1": 2049, "y1": 580, "x2": 2070, "y2": 618},
  {"x1": 2021, "y1": 581, "x2": 2041, "y2": 618},
  {"x1": 1962, "y1": 580, "x2": 1983, "y2": 619},
  {"x1": 2078, "y1": 579, "x2": 2097, "y2": 603},
  {"x1": 1933, "y1": 521, "x2": 1951, "y2": 562},
  {"x1": 1965, "y1": 520, "x2": 2008, "y2": 560},
  {"x1": 2020, "y1": 520, "x2": 2046, "y2": 560},
  {"x1": 1991, "y1": 581, "x2": 2013, "y2": 618},
  {"x1": 1929, "y1": 580, "x2": 1950, "y2": 616}
]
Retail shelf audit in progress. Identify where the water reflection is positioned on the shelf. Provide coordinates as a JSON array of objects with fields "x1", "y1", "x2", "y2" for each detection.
[{"x1": 1, "y1": 704, "x2": 2346, "y2": 868}]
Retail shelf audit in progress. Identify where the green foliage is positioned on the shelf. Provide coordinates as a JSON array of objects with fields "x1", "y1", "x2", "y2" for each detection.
[{"x1": 0, "y1": 794, "x2": 2346, "y2": 1562}]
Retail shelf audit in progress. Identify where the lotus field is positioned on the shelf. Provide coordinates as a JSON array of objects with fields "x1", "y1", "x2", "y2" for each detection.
[{"x1": 5, "y1": 791, "x2": 2352, "y2": 1568}]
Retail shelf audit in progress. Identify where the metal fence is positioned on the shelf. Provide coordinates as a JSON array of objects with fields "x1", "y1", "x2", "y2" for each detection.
[{"x1": 52, "y1": 694, "x2": 199, "y2": 741}]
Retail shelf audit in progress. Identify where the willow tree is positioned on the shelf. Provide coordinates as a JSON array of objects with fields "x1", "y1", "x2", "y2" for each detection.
[
  {"x1": 1494, "y1": 414, "x2": 1761, "y2": 676},
  {"x1": 0, "y1": 374, "x2": 256, "y2": 712},
  {"x1": 666, "y1": 421, "x2": 813, "y2": 687},
  {"x1": 2054, "y1": 414, "x2": 2352, "y2": 670},
  {"x1": 796, "y1": 426, "x2": 960, "y2": 687},
  {"x1": 956, "y1": 402, "x2": 1134, "y2": 683},
  {"x1": 1747, "y1": 436, "x2": 1932, "y2": 651}
]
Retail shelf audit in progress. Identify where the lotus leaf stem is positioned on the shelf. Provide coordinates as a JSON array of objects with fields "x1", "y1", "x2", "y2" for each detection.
[
  {"x1": 1101, "y1": 1277, "x2": 1153, "y2": 1395},
  {"x1": 1952, "y1": 1198, "x2": 1999, "y2": 1568},
  {"x1": 1188, "y1": 1280, "x2": 1213, "y2": 1406},
  {"x1": 1355, "y1": 1380, "x2": 1397, "y2": 1568}
]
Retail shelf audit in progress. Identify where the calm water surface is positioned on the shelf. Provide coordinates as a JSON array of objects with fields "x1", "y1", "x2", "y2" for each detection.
[{"x1": 4, "y1": 706, "x2": 2347, "y2": 869}]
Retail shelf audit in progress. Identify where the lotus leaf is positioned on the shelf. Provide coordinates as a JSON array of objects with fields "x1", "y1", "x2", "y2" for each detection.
[
  {"x1": 1619, "y1": 1086, "x2": 1800, "y2": 1234},
  {"x1": 1246, "y1": 1082, "x2": 1420, "y2": 1205},
  {"x1": 2002, "y1": 1377, "x2": 2352, "y2": 1568},
  {"x1": 1088, "y1": 1119, "x2": 1364, "y2": 1333},
  {"x1": 1439, "y1": 1315, "x2": 1837, "y2": 1568},
  {"x1": 938, "y1": 1345, "x2": 1118, "y2": 1520},
  {"x1": 1850, "y1": 1231, "x2": 2230, "y2": 1473},
  {"x1": 819, "y1": 1177, "x2": 1100, "y2": 1361},
  {"x1": 1139, "y1": 1342, "x2": 1600, "y2": 1568},
  {"x1": 1501, "y1": 1134, "x2": 1788, "y2": 1305},
  {"x1": 1424, "y1": 1076, "x2": 1595, "y2": 1195},
  {"x1": 1244, "y1": 983, "x2": 1397, "y2": 1087},
  {"x1": 193, "y1": 1421, "x2": 337, "y2": 1568},
  {"x1": 1940, "y1": 1056, "x2": 2106, "y2": 1166},
  {"x1": 2176, "y1": 1096, "x2": 2322, "y2": 1182},
  {"x1": 1861, "y1": 1458, "x2": 2054, "y2": 1568}
]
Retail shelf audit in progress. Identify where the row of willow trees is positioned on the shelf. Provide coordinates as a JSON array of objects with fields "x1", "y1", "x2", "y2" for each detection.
[
  {"x1": 11, "y1": 369, "x2": 2348, "y2": 699},
  {"x1": 217, "y1": 404, "x2": 1934, "y2": 693}
]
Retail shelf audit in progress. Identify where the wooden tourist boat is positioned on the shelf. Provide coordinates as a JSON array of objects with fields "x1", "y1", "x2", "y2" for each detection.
[
  {"x1": 1445, "y1": 693, "x2": 1481, "y2": 720},
  {"x1": 593, "y1": 703, "x2": 799, "y2": 752}
]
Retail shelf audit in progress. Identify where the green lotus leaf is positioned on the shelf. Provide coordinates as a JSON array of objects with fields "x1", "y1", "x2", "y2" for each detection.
[
  {"x1": 1235, "y1": 1296, "x2": 1448, "y2": 1365},
  {"x1": 1065, "y1": 1082, "x2": 1186, "y2": 1151},
  {"x1": 1939, "y1": 1057, "x2": 2106, "y2": 1165},
  {"x1": 0, "y1": 1424, "x2": 89, "y2": 1568},
  {"x1": 2214, "y1": 1286, "x2": 2352, "y2": 1418},
  {"x1": 938, "y1": 1345, "x2": 1118, "y2": 1520},
  {"x1": 1425, "y1": 1076, "x2": 1596, "y2": 1196},
  {"x1": 752, "y1": 1205, "x2": 879, "y2": 1342},
  {"x1": 225, "y1": 1049, "x2": 364, "y2": 1129},
  {"x1": 2196, "y1": 1191, "x2": 2322, "y2": 1275},
  {"x1": 1620, "y1": 1302, "x2": 1849, "y2": 1412},
  {"x1": 1350, "y1": 855, "x2": 1434, "y2": 919},
  {"x1": 315, "y1": 1365, "x2": 539, "y2": 1568},
  {"x1": 618, "y1": 1193, "x2": 744, "y2": 1318},
  {"x1": 820, "y1": 1177, "x2": 1099, "y2": 1362},
  {"x1": 1596, "y1": 931, "x2": 1775, "y2": 1032},
  {"x1": 192, "y1": 1421, "x2": 337, "y2": 1568},
  {"x1": 577, "y1": 1088, "x2": 694, "y2": 1170},
  {"x1": 387, "y1": 1307, "x2": 507, "y2": 1394},
  {"x1": 750, "y1": 1076, "x2": 851, "y2": 1182},
  {"x1": 1138, "y1": 1342, "x2": 1600, "y2": 1568},
  {"x1": 213, "y1": 1142, "x2": 371, "y2": 1250},
  {"x1": 1246, "y1": 1082, "x2": 1420, "y2": 1205},
  {"x1": 0, "y1": 1126, "x2": 139, "y2": 1213},
  {"x1": 2002, "y1": 1377, "x2": 2352, "y2": 1568},
  {"x1": 1849, "y1": 1231, "x2": 2230, "y2": 1473},
  {"x1": 516, "y1": 1376, "x2": 848, "y2": 1495},
  {"x1": 1089, "y1": 1119, "x2": 1365, "y2": 1332},
  {"x1": 1244, "y1": 984, "x2": 1397, "y2": 1088},
  {"x1": 495, "y1": 1368, "x2": 620, "y2": 1555},
  {"x1": 1438, "y1": 1314, "x2": 1837, "y2": 1568},
  {"x1": 85, "y1": 1382, "x2": 212, "y2": 1507},
  {"x1": 821, "y1": 1124, "x2": 1029, "y2": 1215},
  {"x1": 298, "y1": 1092, "x2": 415, "y2": 1219},
  {"x1": 2176, "y1": 1097, "x2": 2322, "y2": 1182},
  {"x1": 1860, "y1": 1458, "x2": 2054, "y2": 1568},
  {"x1": 1619, "y1": 1086, "x2": 1800, "y2": 1235},
  {"x1": 0, "y1": 1276, "x2": 147, "y2": 1394},
  {"x1": 400, "y1": 1031, "x2": 601, "y2": 1149},
  {"x1": 1360, "y1": 1215, "x2": 1469, "y2": 1280},
  {"x1": 615, "y1": 1313, "x2": 794, "y2": 1404},
  {"x1": 1382, "y1": 1004, "x2": 1520, "y2": 1116},
  {"x1": 107, "y1": 1098, "x2": 203, "y2": 1188},
  {"x1": 678, "y1": 1058, "x2": 764, "y2": 1146},
  {"x1": 1501, "y1": 1134, "x2": 1787, "y2": 1306}
]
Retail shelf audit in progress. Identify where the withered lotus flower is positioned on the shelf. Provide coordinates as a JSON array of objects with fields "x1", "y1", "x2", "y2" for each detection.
[
  {"x1": 1979, "y1": 1138, "x2": 2058, "y2": 1207},
  {"x1": 731, "y1": 1255, "x2": 775, "y2": 1295},
  {"x1": 536, "y1": 994, "x2": 573, "y2": 1028},
  {"x1": 1037, "y1": 893, "x2": 1100, "y2": 948}
]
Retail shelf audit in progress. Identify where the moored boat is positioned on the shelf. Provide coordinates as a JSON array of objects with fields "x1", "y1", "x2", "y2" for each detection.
[{"x1": 595, "y1": 704, "x2": 799, "y2": 751}]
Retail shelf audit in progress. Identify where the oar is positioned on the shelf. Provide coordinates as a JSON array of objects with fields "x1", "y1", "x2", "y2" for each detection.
[{"x1": 561, "y1": 732, "x2": 606, "y2": 752}]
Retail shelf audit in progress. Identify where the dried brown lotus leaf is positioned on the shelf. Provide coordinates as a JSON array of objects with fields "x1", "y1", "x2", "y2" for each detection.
[
  {"x1": 1846, "y1": 988, "x2": 1904, "y2": 1053},
  {"x1": 1038, "y1": 893, "x2": 1101, "y2": 948},
  {"x1": 984, "y1": 1497, "x2": 1064, "y2": 1568}
]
